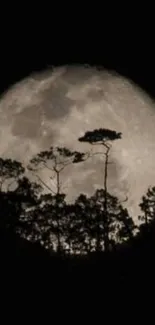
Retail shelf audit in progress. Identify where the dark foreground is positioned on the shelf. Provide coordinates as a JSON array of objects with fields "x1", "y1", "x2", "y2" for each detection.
[{"x1": 1, "y1": 227, "x2": 154, "y2": 295}]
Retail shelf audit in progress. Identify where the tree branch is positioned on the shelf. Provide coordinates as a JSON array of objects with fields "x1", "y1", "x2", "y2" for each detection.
[
  {"x1": 43, "y1": 162, "x2": 54, "y2": 172},
  {"x1": 33, "y1": 173, "x2": 56, "y2": 195}
]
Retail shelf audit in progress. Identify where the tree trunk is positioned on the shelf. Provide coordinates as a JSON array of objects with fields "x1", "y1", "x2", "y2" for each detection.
[
  {"x1": 96, "y1": 220, "x2": 102, "y2": 252},
  {"x1": 57, "y1": 226, "x2": 61, "y2": 253},
  {"x1": 56, "y1": 171, "x2": 60, "y2": 194},
  {"x1": 103, "y1": 144, "x2": 110, "y2": 252}
]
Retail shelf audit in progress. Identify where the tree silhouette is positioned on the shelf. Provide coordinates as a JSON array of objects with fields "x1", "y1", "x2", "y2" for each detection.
[
  {"x1": 0, "y1": 142, "x2": 136, "y2": 259},
  {"x1": 38, "y1": 192, "x2": 67, "y2": 252},
  {"x1": 16, "y1": 185, "x2": 135, "y2": 255},
  {"x1": 0, "y1": 158, "x2": 51, "y2": 272},
  {"x1": 137, "y1": 186, "x2": 155, "y2": 243},
  {"x1": 26, "y1": 146, "x2": 91, "y2": 252},
  {"x1": 0, "y1": 156, "x2": 46, "y2": 247},
  {"x1": 28, "y1": 146, "x2": 88, "y2": 195},
  {"x1": 115, "y1": 205, "x2": 136, "y2": 242},
  {"x1": 72, "y1": 189, "x2": 135, "y2": 253},
  {"x1": 0, "y1": 158, "x2": 25, "y2": 232},
  {"x1": 0, "y1": 157, "x2": 25, "y2": 191},
  {"x1": 73, "y1": 194, "x2": 97, "y2": 254},
  {"x1": 61, "y1": 203, "x2": 85, "y2": 254},
  {"x1": 14, "y1": 176, "x2": 43, "y2": 241},
  {"x1": 61, "y1": 197, "x2": 96, "y2": 254},
  {"x1": 0, "y1": 151, "x2": 152, "y2": 292},
  {"x1": 138, "y1": 186, "x2": 155, "y2": 225},
  {"x1": 78, "y1": 128, "x2": 122, "y2": 252}
]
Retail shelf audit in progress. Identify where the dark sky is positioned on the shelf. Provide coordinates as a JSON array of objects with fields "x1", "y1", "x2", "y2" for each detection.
[{"x1": 0, "y1": 8, "x2": 154, "y2": 100}]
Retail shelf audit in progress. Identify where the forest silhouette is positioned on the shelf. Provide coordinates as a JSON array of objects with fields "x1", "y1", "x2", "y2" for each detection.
[{"x1": 1, "y1": 128, "x2": 155, "y2": 294}]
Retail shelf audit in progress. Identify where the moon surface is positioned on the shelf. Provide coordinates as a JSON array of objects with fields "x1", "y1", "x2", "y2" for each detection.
[{"x1": 1, "y1": 65, "x2": 155, "y2": 221}]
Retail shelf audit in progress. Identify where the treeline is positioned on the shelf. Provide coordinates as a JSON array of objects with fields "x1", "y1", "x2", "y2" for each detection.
[{"x1": 0, "y1": 128, "x2": 155, "y2": 256}]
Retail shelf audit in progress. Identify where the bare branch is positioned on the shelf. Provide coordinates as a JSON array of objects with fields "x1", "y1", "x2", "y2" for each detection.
[
  {"x1": 50, "y1": 178, "x2": 57, "y2": 188},
  {"x1": 82, "y1": 150, "x2": 93, "y2": 161},
  {"x1": 83, "y1": 150, "x2": 114, "y2": 165},
  {"x1": 43, "y1": 162, "x2": 54, "y2": 172},
  {"x1": 102, "y1": 142, "x2": 112, "y2": 150},
  {"x1": 60, "y1": 158, "x2": 75, "y2": 167},
  {"x1": 60, "y1": 160, "x2": 77, "y2": 169},
  {"x1": 92, "y1": 151, "x2": 104, "y2": 156},
  {"x1": 27, "y1": 164, "x2": 44, "y2": 172},
  {"x1": 53, "y1": 166, "x2": 58, "y2": 173},
  {"x1": 33, "y1": 173, "x2": 56, "y2": 195},
  {"x1": 58, "y1": 165, "x2": 67, "y2": 173}
]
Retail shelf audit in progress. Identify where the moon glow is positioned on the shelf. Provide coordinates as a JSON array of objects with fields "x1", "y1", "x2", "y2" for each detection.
[{"x1": 1, "y1": 65, "x2": 155, "y2": 221}]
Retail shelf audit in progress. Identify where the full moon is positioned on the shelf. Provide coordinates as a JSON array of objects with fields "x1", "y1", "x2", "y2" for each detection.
[{"x1": 1, "y1": 65, "x2": 155, "y2": 221}]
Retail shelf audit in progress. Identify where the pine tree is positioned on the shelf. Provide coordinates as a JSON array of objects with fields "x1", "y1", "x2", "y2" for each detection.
[{"x1": 78, "y1": 128, "x2": 122, "y2": 252}]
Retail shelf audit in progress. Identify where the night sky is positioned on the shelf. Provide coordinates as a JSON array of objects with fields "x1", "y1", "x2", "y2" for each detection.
[{"x1": 0, "y1": 9, "x2": 154, "y2": 101}]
